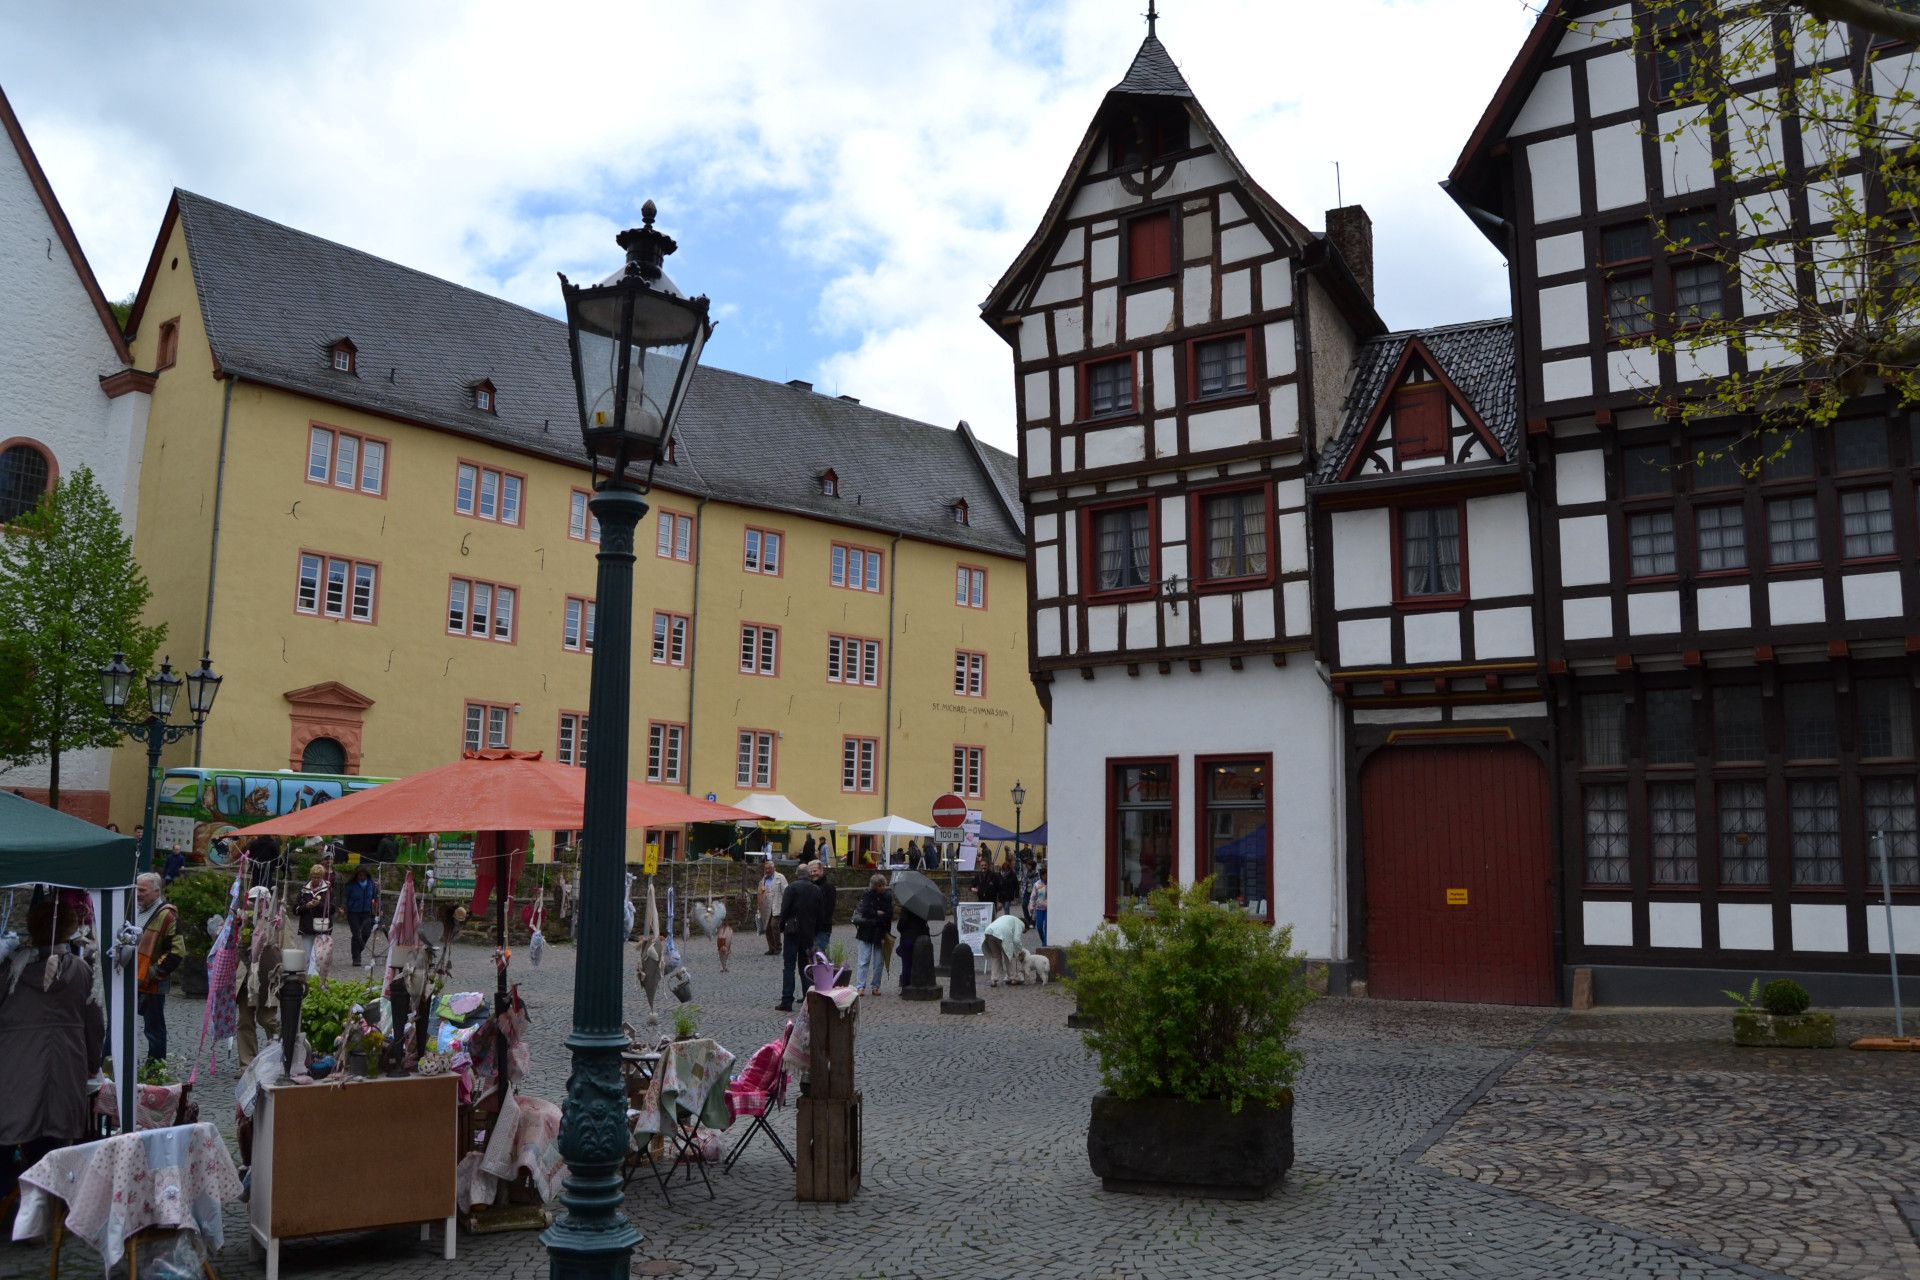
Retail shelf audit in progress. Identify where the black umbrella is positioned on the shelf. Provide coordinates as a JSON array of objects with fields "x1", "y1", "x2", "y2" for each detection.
[{"x1": 888, "y1": 869, "x2": 947, "y2": 922}]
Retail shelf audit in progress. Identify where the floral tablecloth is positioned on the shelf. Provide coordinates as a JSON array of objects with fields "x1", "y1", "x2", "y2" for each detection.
[
  {"x1": 631, "y1": 1037, "x2": 736, "y2": 1136},
  {"x1": 11, "y1": 1123, "x2": 243, "y2": 1267}
]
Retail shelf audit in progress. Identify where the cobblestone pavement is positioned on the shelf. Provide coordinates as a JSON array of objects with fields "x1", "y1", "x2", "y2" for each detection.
[{"x1": 5, "y1": 929, "x2": 1914, "y2": 1280}]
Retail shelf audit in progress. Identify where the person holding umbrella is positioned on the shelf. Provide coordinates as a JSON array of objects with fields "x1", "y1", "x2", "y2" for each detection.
[{"x1": 885, "y1": 869, "x2": 944, "y2": 991}]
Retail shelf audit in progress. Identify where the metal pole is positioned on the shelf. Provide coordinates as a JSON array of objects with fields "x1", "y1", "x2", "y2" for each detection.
[
  {"x1": 1874, "y1": 829, "x2": 1906, "y2": 1038},
  {"x1": 495, "y1": 832, "x2": 510, "y2": 1092},
  {"x1": 544, "y1": 480, "x2": 646, "y2": 1280},
  {"x1": 139, "y1": 719, "x2": 165, "y2": 874}
]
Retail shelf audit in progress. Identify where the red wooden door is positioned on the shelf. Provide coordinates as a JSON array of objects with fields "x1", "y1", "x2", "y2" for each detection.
[{"x1": 1360, "y1": 743, "x2": 1554, "y2": 1005}]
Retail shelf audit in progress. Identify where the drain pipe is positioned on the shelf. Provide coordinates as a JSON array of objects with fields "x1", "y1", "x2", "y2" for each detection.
[
  {"x1": 684, "y1": 497, "x2": 709, "y2": 799},
  {"x1": 880, "y1": 532, "x2": 903, "y2": 816},
  {"x1": 195, "y1": 374, "x2": 238, "y2": 766},
  {"x1": 1314, "y1": 657, "x2": 1343, "y2": 982}
]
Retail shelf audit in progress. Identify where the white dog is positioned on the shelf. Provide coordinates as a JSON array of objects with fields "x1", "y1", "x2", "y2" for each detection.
[{"x1": 1021, "y1": 950, "x2": 1051, "y2": 985}]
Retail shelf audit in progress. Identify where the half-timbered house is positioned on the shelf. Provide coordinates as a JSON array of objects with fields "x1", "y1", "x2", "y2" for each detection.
[
  {"x1": 981, "y1": 28, "x2": 1381, "y2": 973},
  {"x1": 1309, "y1": 319, "x2": 1560, "y2": 1004},
  {"x1": 1451, "y1": 2, "x2": 1920, "y2": 1002}
]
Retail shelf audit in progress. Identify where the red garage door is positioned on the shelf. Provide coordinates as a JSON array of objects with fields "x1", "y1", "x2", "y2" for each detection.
[{"x1": 1360, "y1": 743, "x2": 1554, "y2": 1005}]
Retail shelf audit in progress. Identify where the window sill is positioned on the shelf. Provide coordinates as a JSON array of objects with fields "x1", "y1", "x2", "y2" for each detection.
[
  {"x1": 1841, "y1": 554, "x2": 1900, "y2": 567},
  {"x1": 1714, "y1": 883, "x2": 1772, "y2": 893},
  {"x1": 1391, "y1": 594, "x2": 1467, "y2": 611},
  {"x1": 1085, "y1": 587, "x2": 1158, "y2": 604},
  {"x1": 1765, "y1": 561, "x2": 1821, "y2": 573},
  {"x1": 1077, "y1": 411, "x2": 1141, "y2": 428},
  {"x1": 1692, "y1": 567, "x2": 1749, "y2": 581},
  {"x1": 1192, "y1": 572, "x2": 1275, "y2": 595},
  {"x1": 1627, "y1": 573, "x2": 1681, "y2": 586},
  {"x1": 1189, "y1": 390, "x2": 1257, "y2": 410}
]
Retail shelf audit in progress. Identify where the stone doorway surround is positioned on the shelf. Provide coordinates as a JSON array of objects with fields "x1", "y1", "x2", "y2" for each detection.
[{"x1": 284, "y1": 681, "x2": 373, "y2": 774}]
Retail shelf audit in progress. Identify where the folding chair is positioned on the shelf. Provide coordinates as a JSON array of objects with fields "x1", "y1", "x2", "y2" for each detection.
[
  {"x1": 722, "y1": 1021, "x2": 796, "y2": 1174},
  {"x1": 627, "y1": 1038, "x2": 731, "y2": 1204}
]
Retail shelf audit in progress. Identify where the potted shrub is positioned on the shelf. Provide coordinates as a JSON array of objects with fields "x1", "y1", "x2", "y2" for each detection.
[
  {"x1": 671, "y1": 1003, "x2": 700, "y2": 1042},
  {"x1": 165, "y1": 869, "x2": 236, "y2": 997},
  {"x1": 1727, "y1": 978, "x2": 1835, "y2": 1048},
  {"x1": 1068, "y1": 880, "x2": 1315, "y2": 1199}
]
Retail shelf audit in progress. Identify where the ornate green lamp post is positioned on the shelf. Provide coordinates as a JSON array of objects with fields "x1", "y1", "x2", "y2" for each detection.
[
  {"x1": 545, "y1": 201, "x2": 710, "y2": 1280},
  {"x1": 100, "y1": 651, "x2": 223, "y2": 872}
]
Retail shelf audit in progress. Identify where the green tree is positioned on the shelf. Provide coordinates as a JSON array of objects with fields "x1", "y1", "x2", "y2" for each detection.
[{"x1": 0, "y1": 467, "x2": 164, "y2": 808}]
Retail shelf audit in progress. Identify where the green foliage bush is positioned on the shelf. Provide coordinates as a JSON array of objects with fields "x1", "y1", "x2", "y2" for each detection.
[
  {"x1": 165, "y1": 870, "x2": 237, "y2": 959},
  {"x1": 301, "y1": 976, "x2": 377, "y2": 1056},
  {"x1": 1761, "y1": 978, "x2": 1812, "y2": 1017},
  {"x1": 1066, "y1": 879, "x2": 1315, "y2": 1112}
]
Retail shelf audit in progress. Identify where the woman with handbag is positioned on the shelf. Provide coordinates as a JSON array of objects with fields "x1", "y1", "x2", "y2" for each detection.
[
  {"x1": 850, "y1": 874, "x2": 894, "y2": 997},
  {"x1": 292, "y1": 862, "x2": 333, "y2": 975}
]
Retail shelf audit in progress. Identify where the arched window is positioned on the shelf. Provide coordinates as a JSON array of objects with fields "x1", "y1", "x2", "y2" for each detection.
[
  {"x1": 300, "y1": 736, "x2": 348, "y2": 774},
  {"x1": 0, "y1": 442, "x2": 53, "y2": 524}
]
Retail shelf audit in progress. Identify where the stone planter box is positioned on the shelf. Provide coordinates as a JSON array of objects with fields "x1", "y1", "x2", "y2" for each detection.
[
  {"x1": 1086, "y1": 1089, "x2": 1293, "y2": 1199},
  {"x1": 1733, "y1": 1008, "x2": 1835, "y2": 1048}
]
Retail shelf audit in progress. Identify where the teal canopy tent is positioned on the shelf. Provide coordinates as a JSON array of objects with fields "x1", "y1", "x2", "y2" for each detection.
[{"x1": 1, "y1": 790, "x2": 141, "y2": 1131}]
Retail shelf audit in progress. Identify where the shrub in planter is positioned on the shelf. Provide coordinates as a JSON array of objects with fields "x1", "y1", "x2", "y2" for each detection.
[
  {"x1": 1761, "y1": 979, "x2": 1811, "y2": 1016},
  {"x1": 1067, "y1": 880, "x2": 1315, "y2": 1198},
  {"x1": 1726, "y1": 977, "x2": 1834, "y2": 1048}
]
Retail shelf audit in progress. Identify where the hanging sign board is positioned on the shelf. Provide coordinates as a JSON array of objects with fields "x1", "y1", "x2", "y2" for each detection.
[
  {"x1": 643, "y1": 843, "x2": 661, "y2": 876},
  {"x1": 432, "y1": 837, "x2": 477, "y2": 900},
  {"x1": 1446, "y1": 888, "x2": 1469, "y2": 906}
]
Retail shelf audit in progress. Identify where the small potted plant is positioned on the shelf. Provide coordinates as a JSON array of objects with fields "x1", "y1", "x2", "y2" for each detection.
[
  {"x1": 1069, "y1": 880, "x2": 1315, "y2": 1199},
  {"x1": 671, "y1": 1003, "x2": 701, "y2": 1042},
  {"x1": 1727, "y1": 978, "x2": 1835, "y2": 1048}
]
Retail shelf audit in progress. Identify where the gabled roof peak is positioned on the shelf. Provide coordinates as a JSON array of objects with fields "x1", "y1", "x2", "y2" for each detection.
[{"x1": 1111, "y1": 33, "x2": 1193, "y2": 99}]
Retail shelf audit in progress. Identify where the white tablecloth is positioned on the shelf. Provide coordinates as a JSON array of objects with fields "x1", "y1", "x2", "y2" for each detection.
[{"x1": 12, "y1": 1122, "x2": 242, "y2": 1267}]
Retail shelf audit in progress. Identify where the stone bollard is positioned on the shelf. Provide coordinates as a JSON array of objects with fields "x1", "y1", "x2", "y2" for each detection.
[
  {"x1": 941, "y1": 942, "x2": 986, "y2": 1015},
  {"x1": 933, "y1": 921, "x2": 959, "y2": 978},
  {"x1": 901, "y1": 936, "x2": 941, "y2": 1001}
]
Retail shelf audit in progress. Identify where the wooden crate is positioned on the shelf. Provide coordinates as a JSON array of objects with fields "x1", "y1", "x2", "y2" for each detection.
[
  {"x1": 804, "y1": 991, "x2": 856, "y2": 1098},
  {"x1": 794, "y1": 1092, "x2": 862, "y2": 1202}
]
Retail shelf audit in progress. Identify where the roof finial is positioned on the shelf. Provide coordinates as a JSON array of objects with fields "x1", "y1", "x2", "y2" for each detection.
[{"x1": 1146, "y1": 0, "x2": 1158, "y2": 37}]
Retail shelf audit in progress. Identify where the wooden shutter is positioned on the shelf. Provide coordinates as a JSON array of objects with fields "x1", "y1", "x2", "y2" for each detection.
[
  {"x1": 1392, "y1": 384, "x2": 1448, "y2": 461},
  {"x1": 1127, "y1": 212, "x2": 1172, "y2": 281}
]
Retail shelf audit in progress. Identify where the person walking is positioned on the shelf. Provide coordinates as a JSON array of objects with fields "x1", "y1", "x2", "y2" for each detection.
[
  {"x1": 758, "y1": 863, "x2": 788, "y2": 955},
  {"x1": 800, "y1": 833, "x2": 817, "y2": 862},
  {"x1": 0, "y1": 901, "x2": 105, "y2": 1203},
  {"x1": 993, "y1": 854, "x2": 1020, "y2": 921},
  {"x1": 895, "y1": 899, "x2": 929, "y2": 992},
  {"x1": 292, "y1": 862, "x2": 332, "y2": 975},
  {"x1": 344, "y1": 866, "x2": 379, "y2": 966},
  {"x1": 133, "y1": 872, "x2": 179, "y2": 1064},
  {"x1": 234, "y1": 886, "x2": 282, "y2": 1066},
  {"x1": 1029, "y1": 866, "x2": 1049, "y2": 947},
  {"x1": 850, "y1": 874, "x2": 894, "y2": 996},
  {"x1": 776, "y1": 867, "x2": 824, "y2": 1012},
  {"x1": 811, "y1": 860, "x2": 837, "y2": 955},
  {"x1": 1017, "y1": 849, "x2": 1037, "y2": 929},
  {"x1": 972, "y1": 848, "x2": 995, "y2": 902}
]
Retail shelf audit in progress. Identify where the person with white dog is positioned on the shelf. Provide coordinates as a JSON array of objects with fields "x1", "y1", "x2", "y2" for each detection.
[{"x1": 981, "y1": 912, "x2": 1027, "y2": 988}]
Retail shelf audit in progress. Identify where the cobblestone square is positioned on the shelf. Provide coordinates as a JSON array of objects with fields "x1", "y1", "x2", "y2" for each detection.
[{"x1": 5, "y1": 935, "x2": 1914, "y2": 1280}]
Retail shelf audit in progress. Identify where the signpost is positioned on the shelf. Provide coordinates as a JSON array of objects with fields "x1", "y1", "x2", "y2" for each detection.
[
  {"x1": 432, "y1": 836, "x2": 477, "y2": 900},
  {"x1": 932, "y1": 793, "x2": 967, "y2": 917}
]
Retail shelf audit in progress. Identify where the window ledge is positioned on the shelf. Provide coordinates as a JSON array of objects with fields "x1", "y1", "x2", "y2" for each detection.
[{"x1": 1391, "y1": 594, "x2": 1466, "y2": 610}]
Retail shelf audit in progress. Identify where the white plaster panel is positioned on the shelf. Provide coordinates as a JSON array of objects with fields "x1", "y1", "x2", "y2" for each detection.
[
  {"x1": 1453, "y1": 701, "x2": 1548, "y2": 721},
  {"x1": 1270, "y1": 387, "x2": 1300, "y2": 440},
  {"x1": 1586, "y1": 51, "x2": 1638, "y2": 117},
  {"x1": 1050, "y1": 225, "x2": 1085, "y2": 266},
  {"x1": 1808, "y1": 174, "x2": 1866, "y2": 228},
  {"x1": 1278, "y1": 511, "x2": 1307, "y2": 575},
  {"x1": 1022, "y1": 370, "x2": 1051, "y2": 422},
  {"x1": 1091, "y1": 288, "x2": 1116, "y2": 348},
  {"x1": 1153, "y1": 417, "x2": 1178, "y2": 460},
  {"x1": 1404, "y1": 611, "x2": 1462, "y2": 664},
  {"x1": 1555, "y1": 4, "x2": 1628, "y2": 54},
  {"x1": 1842, "y1": 571, "x2": 1902, "y2": 620},
  {"x1": 1086, "y1": 603, "x2": 1121, "y2": 652},
  {"x1": 1063, "y1": 522, "x2": 1078, "y2": 595},
  {"x1": 1338, "y1": 618, "x2": 1392, "y2": 667},
  {"x1": 1152, "y1": 345, "x2": 1176, "y2": 413},
  {"x1": 1559, "y1": 515, "x2": 1612, "y2": 586},
  {"x1": 1017, "y1": 314, "x2": 1048, "y2": 363},
  {"x1": 1556, "y1": 449, "x2": 1606, "y2": 506},
  {"x1": 1789, "y1": 903, "x2": 1849, "y2": 953},
  {"x1": 1187, "y1": 403, "x2": 1262, "y2": 453},
  {"x1": 1061, "y1": 435, "x2": 1078, "y2": 474},
  {"x1": 1053, "y1": 307, "x2": 1085, "y2": 356},
  {"x1": 1067, "y1": 177, "x2": 1127, "y2": 218},
  {"x1": 1722, "y1": 16, "x2": 1775, "y2": 82},
  {"x1": 1648, "y1": 902, "x2": 1703, "y2": 949},
  {"x1": 1512, "y1": 64, "x2": 1575, "y2": 134},
  {"x1": 1164, "y1": 152, "x2": 1233, "y2": 198},
  {"x1": 1274, "y1": 478, "x2": 1304, "y2": 510},
  {"x1": 1657, "y1": 107, "x2": 1715, "y2": 196},
  {"x1": 1031, "y1": 266, "x2": 1082, "y2": 308},
  {"x1": 1034, "y1": 552, "x2": 1059, "y2": 601},
  {"x1": 1218, "y1": 192, "x2": 1245, "y2": 223},
  {"x1": 1676, "y1": 339, "x2": 1729, "y2": 382},
  {"x1": 1259, "y1": 259, "x2": 1292, "y2": 310},
  {"x1": 1769, "y1": 578, "x2": 1826, "y2": 626},
  {"x1": 1331, "y1": 508, "x2": 1392, "y2": 610},
  {"x1": 1264, "y1": 320, "x2": 1297, "y2": 378},
  {"x1": 1627, "y1": 591, "x2": 1681, "y2": 636},
  {"x1": 1242, "y1": 593, "x2": 1276, "y2": 642},
  {"x1": 1057, "y1": 367, "x2": 1076, "y2": 425},
  {"x1": 1590, "y1": 122, "x2": 1647, "y2": 211},
  {"x1": 1717, "y1": 904, "x2": 1774, "y2": 952},
  {"x1": 1538, "y1": 282, "x2": 1590, "y2": 349},
  {"x1": 1528, "y1": 136, "x2": 1582, "y2": 223},
  {"x1": 1159, "y1": 494, "x2": 1185, "y2": 543},
  {"x1": 1607, "y1": 345, "x2": 1660, "y2": 393},
  {"x1": 1535, "y1": 232, "x2": 1585, "y2": 279},
  {"x1": 1542, "y1": 357, "x2": 1593, "y2": 402},
  {"x1": 1283, "y1": 580, "x2": 1309, "y2": 637},
  {"x1": 1563, "y1": 596, "x2": 1613, "y2": 641},
  {"x1": 1082, "y1": 425, "x2": 1146, "y2": 470},
  {"x1": 1198, "y1": 593, "x2": 1235, "y2": 645},
  {"x1": 1182, "y1": 265, "x2": 1211, "y2": 326},
  {"x1": 1183, "y1": 211, "x2": 1212, "y2": 262},
  {"x1": 1583, "y1": 900, "x2": 1634, "y2": 947},
  {"x1": 1221, "y1": 269, "x2": 1251, "y2": 319},
  {"x1": 1125, "y1": 288, "x2": 1175, "y2": 341},
  {"x1": 1024, "y1": 428, "x2": 1051, "y2": 478},
  {"x1": 1467, "y1": 492, "x2": 1533, "y2": 598},
  {"x1": 1696, "y1": 584, "x2": 1751, "y2": 631},
  {"x1": 1736, "y1": 189, "x2": 1792, "y2": 240},
  {"x1": 1219, "y1": 222, "x2": 1270, "y2": 265},
  {"x1": 1123, "y1": 601, "x2": 1158, "y2": 647},
  {"x1": 1035, "y1": 608, "x2": 1063, "y2": 658},
  {"x1": 1473, "y1": 607, "x2": 1534, "y2": 659},
  {"x1": 1866, "y1": 905, "x2": 1920, "y2": 955},
  {"x1": 1089, "y1": 235, "x2": 1119, "y2": 283},
  {"x1": 1727, "y1": 89, "x2": 1783, "y2": 178}
]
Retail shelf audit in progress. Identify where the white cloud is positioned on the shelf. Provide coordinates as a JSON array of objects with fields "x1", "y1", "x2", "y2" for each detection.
[{"x1": 2, "y1": 0, "x2": 1530, "y2": 451}]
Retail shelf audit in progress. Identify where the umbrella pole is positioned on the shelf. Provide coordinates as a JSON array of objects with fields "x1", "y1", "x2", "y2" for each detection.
[{"x1": 495, "y1": 832, "x2": 509, "y2": 1092}]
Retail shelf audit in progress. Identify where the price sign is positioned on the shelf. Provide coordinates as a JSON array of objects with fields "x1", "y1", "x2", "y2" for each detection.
[
  {"x1": 643, "y1": 842, "x2": 661, "y2": 876},
  {"x1": 433, "y1": 838, "x2": 477, "y2": 900}
]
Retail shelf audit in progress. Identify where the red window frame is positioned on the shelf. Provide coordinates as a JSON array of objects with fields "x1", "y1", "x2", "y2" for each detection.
[
  {"x1": 744, "y1": 525, "x2": 785, "y2": 576},
  {"x1": 1124, "y1": 209, "x2": 1174, "y2": 282},
  {"x1": 1389, "y1": 502, "x2": 1469, "y2": 607},
  {"x1": 562, "y1": 595, "x2": 596, "y2": 653},
  {"x1": 953, "y1": 650, "x2": 987, "y2": 698},
  {"x1": 736, "y1": 728, "x2": 778, "y2": 790},
  {"x1": 830, "y1": 541, "x2": 886, "y2": 593},
  {"x1": 1188, "y1": 480, "x2": 1276, "y2": 591},
  {"x1": 826, "y1": 634, "x2": 882, "y2": 687},
  {"x1": 462, "y1": 700, "x2": 514, "y2": 753},
  {"x1": 294, "y1": 549, "x2": 381, "y2": 624},
  {"x1": 1390, "y1": 383, "x2": 1448, "y2": 461},
  {"x1": 655, "y1": 508, "x2": 695, "y2": 562},
  {"x1": 1692, "y1": 501, "x2": 1748, "y2": 577},
  {"x1": 651, "y1": 611, "x2": 690, "y2": 667},
  {"x1": 454, "y1": 459, "x2": 526, "y2": 526},
  {"x1": 1106, "y1": 756, "x2": 1178, "y2": 921},
  {"x1": 1765, "y1": 493, "x2": 1821, "y2": 569},
  {"x1": 567, "y1": 488, "x2": 602, "y2": 543},
  {"x1": 1080, "y1": 496, "x2": 1159, "y2": 602},
  {"x1": 952, "y1": 744, "x2": 985, "y2": 799},
  {"x1": 306, "y1": 424, "x2": 390, "y2": 497},
  {"x1": 1624, "y1": 507, "x2": 1680, "y2": 583},
  {"x1": 840, "y1": 736, "x2": 879, "y2": 794},
  {"x1": 1078, "y1": 353, "x2": 1139, "y2": 423},
  {"x1": 330, "y1": 340, "x2": 357, "y2": 374},
  {"x1": 739, "y1": 622, "x2": 781, "y2": 677},
  {"x1": 556, "y1": 711, "x2": 589, "y2": 767},
  {"x1": 1837, "y1": 485, "x2": 1898, "y2": 564},
  {"x1": 1185, "y1": 329, "x2": 1255, "y2": 405},
  {"x1": 446, "y1": 576, "x2": 519, "y2": 643},
  {"x1": 1193, "y1": 754, "x2": 1275, "y2": 924}
]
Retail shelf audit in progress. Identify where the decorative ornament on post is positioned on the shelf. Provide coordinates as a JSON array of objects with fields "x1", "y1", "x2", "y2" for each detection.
[{"x1": 546, "y1": 204, "x2": 711, "y2": 1280}]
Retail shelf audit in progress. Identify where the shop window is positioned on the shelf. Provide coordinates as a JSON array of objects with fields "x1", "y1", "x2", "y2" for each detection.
[
  {"x1": 1718, "y1": 782, "x2": 1770, "y2": 886},
  {"x1": 1784, "y1": 682, "x2": 1836, "y2": 760},
  {"x1": 1649, "y1": 783, "x2": 1698, "y2": 884},
  {"x1": 1841, "y1": 488, "x2": 1894, "y2": 558},
  {"x1": 1766, "y1": 495, "x2": 1819, "y2": 565},
  {"x1": 1628, "y1": 510, "x2": 1677, "y2": 577},
  {"x1": 1695, "y1": 504, "x2": 1747, "y2": 571},
  {"x1": 1110, "y1": 760, "x2": 1175, "y2": 913},
  {"x1": 1088, "y1": 502, "x2": 1154, "y2": 595},
  {"x1": 1788, "y1": 779, "x2": 1843, "y2": 886},
  {"x1": 1198, "y1": 488, "x2": 1268, "y2": 582},
  {"x1": 1645, "y1": 688, "x2": 1694, "y2": 764},
  {"x1": 1582, "y1": 692, "x2": 1627, "y2": 766},
  {"x1": 1397, "y1": 505, "x2": 1463, "y2": 599},
  {"x1": 1864, "y1": 778, "x2": 1920, "y2": 885},
  {"x1": 1714, "y1": 686, "x2": 1765, "y2": 761},
  {"x1": 1583, "y1": 785, "x2": 1631, "y2": 885},
  {"x1": 1857, "y1": 677, "x2": 1915, "y2": 759},
  {"x1": 1197, "y1": 758, "x2": 1270, "y2": 919}
]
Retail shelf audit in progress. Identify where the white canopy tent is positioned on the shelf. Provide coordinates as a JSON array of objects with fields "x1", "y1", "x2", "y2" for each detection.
[
  {"x1": 846, "y1": 815, "x2": 936, "y2": 862},
  {"x1": 734, "y1": 794, "x2": 835, "y2": 826}
]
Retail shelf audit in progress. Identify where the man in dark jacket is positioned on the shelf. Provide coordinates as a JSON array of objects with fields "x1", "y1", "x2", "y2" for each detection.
[
  {"x1": 811, "y1": 861, "x2": 837, "y2": 955},
  {"x1": 776, "y1": 870, "x2": 824, "y2": 1011}
]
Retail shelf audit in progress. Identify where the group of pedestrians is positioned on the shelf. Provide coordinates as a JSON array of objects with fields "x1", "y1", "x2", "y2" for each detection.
[{"x1": 974, "y1": 845, "x2": 1048, "y2": 946}]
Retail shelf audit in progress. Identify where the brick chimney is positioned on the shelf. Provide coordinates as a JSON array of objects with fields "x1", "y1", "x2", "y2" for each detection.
[{"x1": 1325, "y1": 205, "x2": 1373, "y2": 302}]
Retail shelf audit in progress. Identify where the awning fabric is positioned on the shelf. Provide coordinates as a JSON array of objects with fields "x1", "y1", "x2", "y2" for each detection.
[
  {"x1": 734, "y1": 793, "x2": 834, "y2": 826},
  {"x1": 846, "y1": 815, "x2": 936, "y2": 838},
  {"x1": 0, "y1": 791, "x2": 140, "y2": 890}
]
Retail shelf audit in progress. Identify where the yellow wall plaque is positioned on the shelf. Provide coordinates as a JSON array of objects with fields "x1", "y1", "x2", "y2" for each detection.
[{"x1": 1445, "y1": 888, "x2": 1469, "y2": 906}]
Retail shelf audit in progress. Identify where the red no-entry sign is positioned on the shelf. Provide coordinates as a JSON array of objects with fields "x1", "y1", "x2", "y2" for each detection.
[{"x1": 931, "y1": 794, "x2": 968, "y2": 828}]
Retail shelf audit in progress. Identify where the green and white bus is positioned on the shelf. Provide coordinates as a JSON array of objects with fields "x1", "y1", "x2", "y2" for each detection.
[{"x1": 154, "y1": 768, "x2": 394, "y2": 865}]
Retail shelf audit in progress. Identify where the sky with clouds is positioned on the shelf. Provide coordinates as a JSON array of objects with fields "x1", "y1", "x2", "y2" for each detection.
[{"x1": 2, "y1": 1, "x2": 1535, "y2": 451}]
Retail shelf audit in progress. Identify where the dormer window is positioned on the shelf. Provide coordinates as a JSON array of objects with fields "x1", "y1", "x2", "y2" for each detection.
[
  {"x1": 951, "y1": 499, "x2": 970, "y2": 526},
  {"x1": 819, "y1": 469, "x2": 840, "y2": 498},
  {"x1": 329, "y1": 339, "x2": 357, "y2": 375},
  {"x1": 474, "y1": 380, "x2": 496, "y2": 413}
]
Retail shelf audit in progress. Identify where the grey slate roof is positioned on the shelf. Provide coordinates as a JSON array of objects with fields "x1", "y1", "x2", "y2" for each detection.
[
  {"x1": 1313, "y1": 317, "x2": 1517, "y2": 485},
  {"x1": 1111, "y1": 34, "x2": 1193, "y2": 97},
  {"x1": 170, "y1": 190, "x2": 1024, "y2": 557}
]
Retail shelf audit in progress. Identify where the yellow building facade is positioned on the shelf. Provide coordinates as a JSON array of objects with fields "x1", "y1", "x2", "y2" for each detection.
[{"x1": 107, "y1": 192, "x2": 1043, "y2": 848}]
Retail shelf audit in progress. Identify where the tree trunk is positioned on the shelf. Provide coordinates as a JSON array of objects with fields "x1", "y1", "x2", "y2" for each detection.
[{"x1": 46, "y1": 689, "x2": 61, "y2": 811}]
